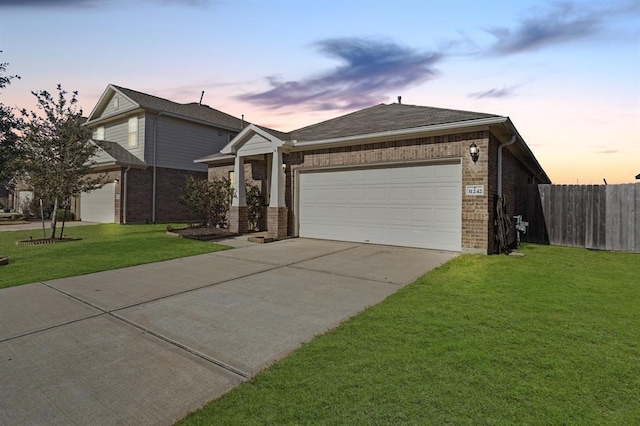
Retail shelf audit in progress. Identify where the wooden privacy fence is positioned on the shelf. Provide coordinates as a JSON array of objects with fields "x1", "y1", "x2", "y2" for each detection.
[{"x1": 517, "y1": 183, "x2": 640, "y2": 252}]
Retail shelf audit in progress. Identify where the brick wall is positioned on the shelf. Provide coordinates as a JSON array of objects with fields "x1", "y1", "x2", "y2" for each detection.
[
  {"x1": 126, "y1": 167, "x2": 206, "y2": 223},
  {"x1": 487, "y1": 134, "x2": 539, "y2": 253}
]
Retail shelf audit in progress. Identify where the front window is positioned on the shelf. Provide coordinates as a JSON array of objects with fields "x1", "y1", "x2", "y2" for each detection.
[
  {"x1": 128, "y1": 116, "x2": 138, "y2": 148},
  {"x1": 95, "y1": 126, "x2": 105, "y2": 140}
]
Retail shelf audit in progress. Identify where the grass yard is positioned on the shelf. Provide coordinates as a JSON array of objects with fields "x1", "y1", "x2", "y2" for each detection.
[
  {"x1": 179, "y1": 244, "x2": 640, "y2": 425},
  {"x1": 0, "y1": 223, "x2": 228, "y2": 289}
]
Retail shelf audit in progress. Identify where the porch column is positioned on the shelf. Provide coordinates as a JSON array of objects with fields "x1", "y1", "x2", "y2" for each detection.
[
  {"x1": 229, "y1": 155, "x2": 248, "y2": 234},
  {"x1": 268, "y1": 149, "x2": 288, "y2": 238}
]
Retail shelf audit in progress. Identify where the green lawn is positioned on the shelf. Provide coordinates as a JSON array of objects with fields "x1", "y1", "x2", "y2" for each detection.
[
  {"x1": 0, "y1": 224, "x2": 228, "y2": 289},
  {"x1": 178, "y1": 244, "x2": 640, "y2": 425}
]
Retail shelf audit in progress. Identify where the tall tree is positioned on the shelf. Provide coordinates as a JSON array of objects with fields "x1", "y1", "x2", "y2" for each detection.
[
  {"x1": 21, "y1": 84, "x2": 103, "y2": 238},
  {"x1": 0, "y1": 51, "x2": 22, "y2": 185}
]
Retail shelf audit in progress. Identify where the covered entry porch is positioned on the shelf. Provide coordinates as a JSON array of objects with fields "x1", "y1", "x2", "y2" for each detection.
[{"x1": 216, "y1": 125, "x2": 292, "y2": 239}]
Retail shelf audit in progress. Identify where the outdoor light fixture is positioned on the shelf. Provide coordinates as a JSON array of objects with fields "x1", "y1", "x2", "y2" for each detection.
[
  {"x1": 469, "y1": 142, "x2": 480, "y2": 163},
  {"x1": 282, "y1": 163, "x2": 286, "y2": 172}
]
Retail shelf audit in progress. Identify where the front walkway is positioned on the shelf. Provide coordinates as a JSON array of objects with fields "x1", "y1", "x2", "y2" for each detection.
[
  {"x1": 0, "y1": 220, "x2": 98, "y2": 232},
  {"x1": 0, "y1": 238, "x2": 457, "y2": 425}
]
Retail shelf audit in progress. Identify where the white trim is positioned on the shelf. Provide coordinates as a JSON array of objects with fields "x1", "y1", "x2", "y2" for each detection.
[
  {"x1": 269, "y1": 149, "x2": 285, "y2": 208},
  {"x1": 194, "y1": 153, "x2": 235, "y2": 164}
]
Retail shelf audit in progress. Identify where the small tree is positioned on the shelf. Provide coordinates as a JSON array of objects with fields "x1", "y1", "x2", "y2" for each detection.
[
  {"x1": 0, "y1": 52, "x2": 22, "y2": 185},
  {"x1": 21, "y1": 84, "x2": 103, "y2": 239},
  {"x1": 181, "y1": 175, "x2": 234, "y2": 227}
]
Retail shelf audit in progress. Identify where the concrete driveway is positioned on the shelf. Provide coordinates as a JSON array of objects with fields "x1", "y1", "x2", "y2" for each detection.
[{"x1": 0, "y1": 238, "x2": 457, "y2": 425}]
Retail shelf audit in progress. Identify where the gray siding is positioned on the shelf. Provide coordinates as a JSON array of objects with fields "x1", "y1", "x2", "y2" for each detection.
[
  {"x1": 144, "y1": 113, "x2": 233, "y2": 172},
  {"x1": 101, "y1": 92, "x2": 136, "y2": 118},
  {"x1": 92, "y1": 113, "x2": 145, "y2": 161}
]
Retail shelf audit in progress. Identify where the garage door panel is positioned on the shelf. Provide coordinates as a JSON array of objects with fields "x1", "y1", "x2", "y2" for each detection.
[
  {"x1": 80, "y1": 183, "x2": 115, "y2": 223},
  {"x1": 388, "y1": 206, "x2": 410, "y2": 221},
  {"x1": 299, "y1": 163, "x2": 461, "y2": 251}
]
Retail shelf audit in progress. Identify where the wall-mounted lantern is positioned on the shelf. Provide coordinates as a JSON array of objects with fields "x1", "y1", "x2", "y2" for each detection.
[{"x1": 469, "y1": 142, "x2": 480, "y2": 164}]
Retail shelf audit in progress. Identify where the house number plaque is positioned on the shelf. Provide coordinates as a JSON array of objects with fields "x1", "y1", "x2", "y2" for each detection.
[{"x1": 465, "y1": 185, "x2": 484, "y2": 196}]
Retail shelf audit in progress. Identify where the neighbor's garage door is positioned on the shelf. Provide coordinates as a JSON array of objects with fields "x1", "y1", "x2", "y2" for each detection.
[
  {"x1": 298, "y1": 162, "x2": 462, "y2": 251},
  {"x1": 80, "y1": 182, "x2": 116, "y2": 223}
]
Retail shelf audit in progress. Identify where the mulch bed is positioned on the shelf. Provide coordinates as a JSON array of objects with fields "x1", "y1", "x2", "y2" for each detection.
[
  {"x1": 166, "y1": 227, "x2": 237, "y2": 241},
  {"x1": 0, "y1": 256, "x2": 8, "y2": 266},
  {"x1": 15, "y1": 238, "x2": 82, "y2": 246}
]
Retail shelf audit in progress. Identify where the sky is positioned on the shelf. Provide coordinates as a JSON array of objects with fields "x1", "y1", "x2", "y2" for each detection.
[{"x1": 1, "y1": 0, "x2": 639, "y2": 184}]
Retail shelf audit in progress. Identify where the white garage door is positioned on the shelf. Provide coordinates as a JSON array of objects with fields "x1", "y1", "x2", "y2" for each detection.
[
  {"x1": 80, "y1": 183, "x2": 116, "y2": 223},
  {"x1": 298, "y1": 162, "x2": 462, "y2": 251}
]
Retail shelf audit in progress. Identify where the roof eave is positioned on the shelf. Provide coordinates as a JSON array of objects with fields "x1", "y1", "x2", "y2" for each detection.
[
  {"x1": 90, "y1": 162, "x2": 148, "y2": 172},
  {"x1": 499, "y1": 118, "x2": 551, "y2": 184},
  {"x1": 85, "y1": 107, "x2": 241, "y2": 132},
  {"x1": 291, "y1": 116, "x2": 508, "y2": 150},
  {"x1": 194, "y1": 153, "x2": 236, "y2": 164},
  {"x1": 83, "y1": 106, "x2": 144, "y2": 127}
]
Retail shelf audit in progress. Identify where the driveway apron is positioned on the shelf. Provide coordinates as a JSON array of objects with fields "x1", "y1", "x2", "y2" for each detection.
[{"x1": 0, "y1": 238, "x2": 457, "y2": 425}]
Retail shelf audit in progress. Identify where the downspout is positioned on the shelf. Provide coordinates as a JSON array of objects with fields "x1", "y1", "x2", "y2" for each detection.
[
  {"x1": 152, "y1": 112, "x2": 163, "y2": 223},
  {"x1": 497, "y1": 135, "x2": 516, "y2": 197},
  {"x1": 495, "y1": 134, "x2": 516, "y2": 254},
  {"x1": 122, "y1": 166, "x2": 131, "y2": 224}
]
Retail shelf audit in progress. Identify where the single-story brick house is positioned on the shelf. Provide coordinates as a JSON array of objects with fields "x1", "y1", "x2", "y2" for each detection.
[{"x1": 196, "y1": 103, "x2": 550, "y2": 254}]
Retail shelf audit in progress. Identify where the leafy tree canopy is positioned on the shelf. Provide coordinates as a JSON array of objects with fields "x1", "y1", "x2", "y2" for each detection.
[
  {"x1": 0, "y1": 51, "x2": 22, "y2": 184},
  {"x1": 21, "y1": 84, "x2": 103, "y2": 238}
]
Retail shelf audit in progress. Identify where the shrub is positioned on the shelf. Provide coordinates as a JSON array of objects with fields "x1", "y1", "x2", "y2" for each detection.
[
  {"x1": 246, "y1": 183, "x2": 265, "y2": 231},
  {"x1": 181, "y1": 176, "x2": 234, "y2": 227},
  {"x1": 55, "y1": 208, "x2": 74, "y2": 221}
]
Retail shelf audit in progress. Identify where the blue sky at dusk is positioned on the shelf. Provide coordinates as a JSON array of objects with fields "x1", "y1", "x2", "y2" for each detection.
[{"x1": 1, "y1": 0, "x2": 638, "y2": 183}]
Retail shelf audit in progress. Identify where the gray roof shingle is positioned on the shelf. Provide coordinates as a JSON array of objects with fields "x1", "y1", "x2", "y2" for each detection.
[
  {"x1": 94, "y1": 140, "x2": 146, "y2": 167},
  {"x1": 288, "y1": 103, "x2": 501, "y2": 142},
  {"x1": 111, "y1": 85, "x2": 245, "y2": 130}
]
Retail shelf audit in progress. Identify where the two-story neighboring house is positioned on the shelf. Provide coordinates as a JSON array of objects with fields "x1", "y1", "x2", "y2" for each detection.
[{"x1": 77, "y1": 84, "x2": 243, "y2": 223}]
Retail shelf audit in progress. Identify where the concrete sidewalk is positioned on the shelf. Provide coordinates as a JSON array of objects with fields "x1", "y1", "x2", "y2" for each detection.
[
  {"x1": 0, "y1": 238, "x2": 457, "y2": 425},
  {"x1": 0, "y1": 220, "x2": 98, "y2": 232}
]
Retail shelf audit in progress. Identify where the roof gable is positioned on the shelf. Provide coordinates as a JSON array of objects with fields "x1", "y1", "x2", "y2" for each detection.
[
  {"x1": 85, "y1": 84, "x2": 245, "y2": 131},
  {"x1": 289, "y1": 103, "x2": 501, "y2": 142},
  {"x1": 85, "y1": 85, "x2": 140, "y2": 123},
  {"x1": 220, "y1": 124, "x2": 291, "y2": 155}
]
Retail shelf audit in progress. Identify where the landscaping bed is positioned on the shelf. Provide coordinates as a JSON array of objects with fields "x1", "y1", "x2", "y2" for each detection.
[
  {"x1": 15, "y1": 237, "x2": 81, "y2": 246},
  {"x1": 166, "y1": 226, "x2": 236, "y2": 241}
]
